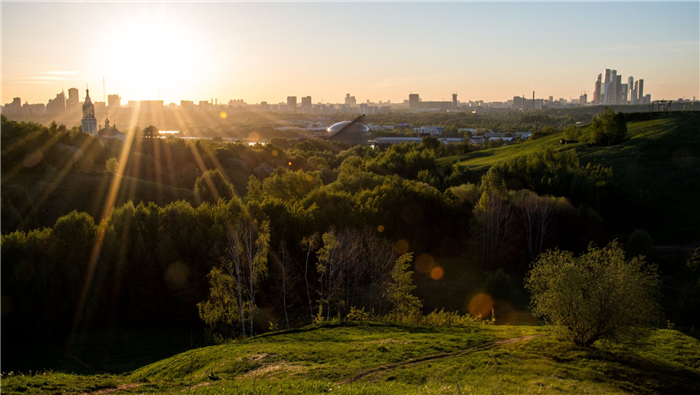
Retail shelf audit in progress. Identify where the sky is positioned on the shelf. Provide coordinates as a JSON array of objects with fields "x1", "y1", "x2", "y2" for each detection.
[{"x1": 2, "y1": 2, "x2": 699, "y2": 105}]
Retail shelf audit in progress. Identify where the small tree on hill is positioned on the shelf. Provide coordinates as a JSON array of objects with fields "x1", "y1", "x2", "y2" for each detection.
[
  {"x1": 525, "y1": 241, "x2": 661, "y2": 346},
  {"x1": 590, "y1": 107, "x2": 626, "y2": 145},
  {"x1": 386, "y1": 252, "x2": 423, "y2": 322}
]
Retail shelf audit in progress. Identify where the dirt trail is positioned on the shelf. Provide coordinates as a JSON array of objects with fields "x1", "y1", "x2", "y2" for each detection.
[{"x1": 338, "y1": 334, "x2": 547, "y2": 385}]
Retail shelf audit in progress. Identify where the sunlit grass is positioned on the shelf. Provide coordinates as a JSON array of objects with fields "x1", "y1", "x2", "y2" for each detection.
[{"x1": 3, "y1": 324, "x2": 698, "y2": 395}]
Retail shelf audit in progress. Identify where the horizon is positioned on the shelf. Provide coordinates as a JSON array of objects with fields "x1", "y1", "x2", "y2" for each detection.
[{"x1": 2, "y1": 2, "x2": 699, "y2": 105}]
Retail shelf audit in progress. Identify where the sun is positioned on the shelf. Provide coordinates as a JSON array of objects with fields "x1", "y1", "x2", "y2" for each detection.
[{"x1": 99, "y1": 11, "x2": 211, "y2": 102}]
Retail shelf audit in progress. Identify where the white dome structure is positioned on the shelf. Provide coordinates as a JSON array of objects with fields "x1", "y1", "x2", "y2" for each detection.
[{"x1": 326, "y1": 116, "x2": 369, "y2": 146}]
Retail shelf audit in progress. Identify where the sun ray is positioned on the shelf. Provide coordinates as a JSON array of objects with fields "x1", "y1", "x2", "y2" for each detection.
[{"x1": 1, "y1": 127, "x2": 70, "y2": 185}]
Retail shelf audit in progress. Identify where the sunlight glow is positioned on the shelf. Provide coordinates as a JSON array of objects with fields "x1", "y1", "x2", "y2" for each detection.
[{"x1": 100, "y1": 12, "x2": 210, "y2": 101}]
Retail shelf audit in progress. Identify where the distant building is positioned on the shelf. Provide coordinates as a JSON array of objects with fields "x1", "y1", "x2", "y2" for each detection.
[
  {"x1": 301, "y1": 96, "x2": 312, "y2": 109},
  {"x1": 408, "y1": 94, "x2": 420, "y2": 110},
  {"x1": 47, "y1": 90, "x2": 66, "y2": 114},
  {"x1": 139, "y1": 100, "x2": 164, "y2": 112},
  {"x1": 96, "y1": 116, "x2": 126, "y2": 141},
  {"x1": 287, "y1": 96, "x2": 297, "y2": 111},
  {"x1": 344, "y1": 93, "x2": 356, "y2": 106},
  {"x1": 81, "y1": 89, "x2": 97, "y2": 135},
  {"x1": 327, "y1": 119, "x2": 369, "y2": 146},
  {"x1": 2, "y1": 97, "x2": 22, "y2": 115},
  {"x1": 67, "y1": 88, "x2": 79, "y2": 112},
  {"x1": 108, "y1": 94, "x2": 121, "y2": 108},
  {"x1": 413, "y1": 126, "x2": 443, "y2": 137}
]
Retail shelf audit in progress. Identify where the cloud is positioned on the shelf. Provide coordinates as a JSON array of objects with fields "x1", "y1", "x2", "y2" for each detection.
[
  {"x1": 28, "y1": 76, "x2": 68, "y2": 80},
  {"x1": 44, "y1": 71, "x2": 78, "y2": 75}
]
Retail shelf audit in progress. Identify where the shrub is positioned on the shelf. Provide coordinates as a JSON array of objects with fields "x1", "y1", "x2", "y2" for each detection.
[
  {"x1": 525, "y1": 241, "x2": 661, "y2": 346},
  {"x1": 590, "y1": 107, "x2": 627, "y2": 145},
  {"x1": 484, "y1": 268, "x2": 512, "y2": 300}
]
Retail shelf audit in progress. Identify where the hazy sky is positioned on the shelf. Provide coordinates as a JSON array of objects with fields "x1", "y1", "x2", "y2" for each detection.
[{"x1": 3, "y1": 2, "x2": 699, "y2": 105}]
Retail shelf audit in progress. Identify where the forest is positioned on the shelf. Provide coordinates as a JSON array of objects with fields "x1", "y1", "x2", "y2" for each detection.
[{"x1": 2, "y1": 110, "x2": 699, "y2": 372}]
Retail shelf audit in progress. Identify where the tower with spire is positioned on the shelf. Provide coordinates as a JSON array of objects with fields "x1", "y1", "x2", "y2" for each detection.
[{"x1": 81, "y1": 88, "x2": 97, "y2": 135}]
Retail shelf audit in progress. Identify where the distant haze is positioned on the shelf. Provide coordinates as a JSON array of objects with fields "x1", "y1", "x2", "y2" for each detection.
[{"x1": 2, "y1": 2, "x2": 698, "y2": 104}]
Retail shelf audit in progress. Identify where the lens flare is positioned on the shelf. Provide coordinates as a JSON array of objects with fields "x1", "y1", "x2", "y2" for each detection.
[
  {"x1": 377, "y1": 225, "x2": 385, "y2": 233},
  {"x1": 394, "y1": 239, "x2": 409, "y2": 254},
  {"x1": 468, "y1": 293, "x2": 494, "y2": 318},
  {"x1": 219, "y1": 111, "x2": 228, "y2": 119},
  {"x1": 430, "y1": 266, "x2": 444, "y2": 280},
  {"x1": 415, "y1": 254, "x2": 435, "y2": 274},
  {"x1": 248, "y1": 131, "x2": 260, "y2": 142}
]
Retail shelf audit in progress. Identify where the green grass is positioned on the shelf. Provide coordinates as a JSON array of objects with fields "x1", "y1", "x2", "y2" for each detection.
[
  {"x1": 3, "y1": 323, "x2": 699, "y2": 394},
  {"x1": 441, "y1": 112, "x2": 700, "y2": 242}
]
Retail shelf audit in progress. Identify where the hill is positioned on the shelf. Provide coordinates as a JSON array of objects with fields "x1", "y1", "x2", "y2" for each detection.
[
  {"x1": 440, "y1": 111, "x2": 700, "y2": 243},
  {"x1": 3, "y1": 323, "x2": 699, "y2": 394}
]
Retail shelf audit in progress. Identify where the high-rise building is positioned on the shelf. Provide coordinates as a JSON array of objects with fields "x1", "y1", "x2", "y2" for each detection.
[
  {"x1": 47, "y1": 90, "x2": 66, "y2": 114},
  {"x1": 638, "y1": 79, "x2": 644, "y2": 101},
  {"x1": 2, "y1": 97, "x2": 22, "y2": 115},
  {"x1": 408, "y1": 94, "x2": 420, "y2": 110},
  {"x1": 66, "y1": 88, "x2": 79, "y2": 112},
  {"x1": 344, "y1": 93, "x2": 356, "y2": 106},
  {"x1": 359, "y1": 102, "x2": 368, "y2": 115},
  {"x1": 287, "y1": 96, "x2": 297, "y2": 111},
  {"x1": 301, "y1": 96, "x2": 312, "y2": 108},
  {"x1": 81, "y1": 89, "x2": 97, "y2": 135},
  {"x1": 452, "y1": 93, "x2": 458, "y2": 109},
  {"x1": 593, "y1": 74, "x2": 602, "y2": 104},
  {"x1": 627, "y1": 77, "x2": 634, "y2": 103},
  {"x1": 580, "y1": 93, "x2": 588, "y2": 105},
  {"x1": 108, "y1": 94, "x2": 121, "y2": 108}
]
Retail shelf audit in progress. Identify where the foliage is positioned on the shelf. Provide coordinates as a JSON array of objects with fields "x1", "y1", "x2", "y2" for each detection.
[
  {"x1": 590, "y1": 107, "x2": 627, "y2": 145},
  {"x1": 385, "y1": 253, "x2": 423, "y2": 322},
  {"x1": 562, "y1": 125, "x2": 580, "y2": 142},
  {"x1": 194, "y1": 169, "x2": 235, "y2": 205},
  {"x1": 525, "y1": 241, "x2": 661, "y2": 346},
  {"x1": 105, "y1": 157, "x2": 119, "y2": 173}
]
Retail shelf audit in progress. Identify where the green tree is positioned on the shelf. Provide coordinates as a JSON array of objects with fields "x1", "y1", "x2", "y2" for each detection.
[
  {"x1": 142, "y1": 125, "x2": 160, "y2": 139},
  {"x1": 386, "y1": 252, "x2": 423, "y2": 322},
  {"x1": 590, "y1": 107, "x2": 627, "y2": 145},
  {"x1": 563, "y1": 125, "x2": 580, "y2": 142},
  {"x1": 525, "y1": 241, "x2": 661, "y2": 346},
  {"x1": 105, "y1": 157, "x2": 119, "y2": 173},
  {"x1": 194, "y1": 169, "x2": 235, "y2": 205}
]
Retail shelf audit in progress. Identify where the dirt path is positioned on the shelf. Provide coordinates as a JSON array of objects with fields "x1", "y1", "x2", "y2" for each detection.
[{"x1": 337, "y1": 334, "x2": 547, "y2": 385}]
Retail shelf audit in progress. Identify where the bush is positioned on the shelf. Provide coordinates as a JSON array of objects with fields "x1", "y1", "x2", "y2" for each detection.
[
  {"x1": 590, "y1": 107, "x2": 626, "y2": 145},
  {"x1": 525, "y1": 241, "x2": 661, "y2": 346}
]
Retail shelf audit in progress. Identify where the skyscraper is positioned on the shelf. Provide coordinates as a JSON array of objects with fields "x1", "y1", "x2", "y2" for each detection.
[
  {"x1": 344, "y1": 94, "x2": 356, "y2": 106},
  {"x1": 627, "y1": 77, "x2": 634, "y2": 103},
  {"x1": 408, "y1": 94, "x2": 420, "y2": 110},
  {"x1": 593, "y1": 74, "x2": 602, "y2": 104},
  {"x1": 47, "y1": 90, "x2": 66, "y2": 114},
  {"x1": 287, "y1": 96, "x2": 297, "y2": 111},
  {"x1": 638, "y1": 79, "x2": 644, "y2": 102},
  {"x1": 108, "y1": 94, "x2": 121, "y2": 108},
  {"x1": 301, "y1": 96, "x2": 312, "y2": 109},
  {"x1": 452, "y1": 93, "x2": 458, "y2": 109}
]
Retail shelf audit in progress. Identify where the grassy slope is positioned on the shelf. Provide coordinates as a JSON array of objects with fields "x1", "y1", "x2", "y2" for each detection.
[
  {"x1": 440, "y1": 112, "x2": 700, "y2": 242},
  {"x1": 3, "y1": 323, "x2": 699, "y2": 394}
]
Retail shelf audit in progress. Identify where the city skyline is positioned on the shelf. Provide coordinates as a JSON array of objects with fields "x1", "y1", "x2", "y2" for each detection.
[{"x1": 2, "y1": 2, "x2": 699, "y2": 105}]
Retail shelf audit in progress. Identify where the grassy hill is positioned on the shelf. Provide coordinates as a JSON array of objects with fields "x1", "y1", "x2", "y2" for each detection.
[
  {"x1": 3, "y1": 322, "x2": 699, "y2": 394},
  {"x1": 440, "y1": 111, "x2": 700, "y2": 243}
]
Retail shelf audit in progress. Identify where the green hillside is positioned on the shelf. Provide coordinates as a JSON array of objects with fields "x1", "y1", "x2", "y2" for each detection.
[
  {"x1": 3, "y1": 323, "x2": 699, "y2": 394},
  {"x1": 441, "y1": 112, "x2": 700, "y2": 242}
]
